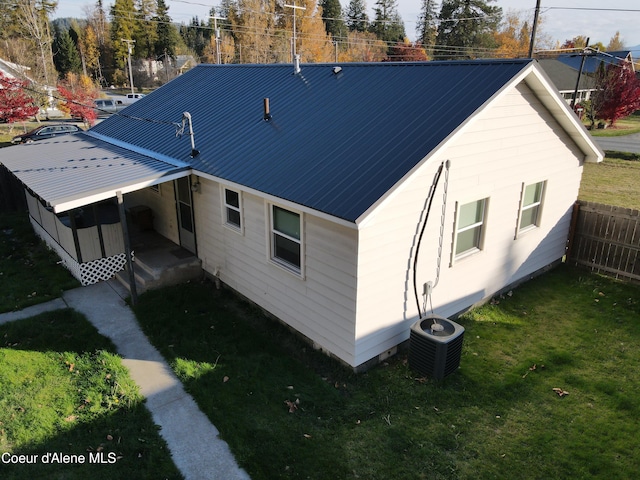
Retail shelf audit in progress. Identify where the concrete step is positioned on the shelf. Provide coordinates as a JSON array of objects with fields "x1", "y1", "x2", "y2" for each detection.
[{"x1": 115, "y1": 251, "x2": 202, "y2": 294}]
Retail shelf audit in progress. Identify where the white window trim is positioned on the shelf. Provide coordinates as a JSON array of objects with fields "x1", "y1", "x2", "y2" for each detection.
[
  {"x1": 222, "y1": 186, "x2": 243, "y2": 234},
  {"x1": 267, "y1": 203, "x2": 304, "y2": 278},
  {"x1": 450, "y1": 198, "x2": 488, "y2": 266},
  {"x1": 515, "y1": 180, "x2": 546, "y2": 238}
]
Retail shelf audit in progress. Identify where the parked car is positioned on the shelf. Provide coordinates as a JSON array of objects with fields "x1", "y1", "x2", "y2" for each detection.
[
  {"x1": 94, "y1": 98, "x2": 123, "y2": 117},
  {"x1": 11, "y1": 124, "x2": 81, "y2": 144},
  {"x1": 126, "y1": 93, "x2": 145, "y2": 101}
]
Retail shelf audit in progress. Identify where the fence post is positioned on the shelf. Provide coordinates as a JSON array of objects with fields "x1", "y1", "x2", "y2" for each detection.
[{"x1": 566, "y1": 201, "x2": 581, "y2": 261}]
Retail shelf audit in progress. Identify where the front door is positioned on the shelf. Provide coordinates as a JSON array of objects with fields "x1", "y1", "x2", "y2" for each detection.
[{"x1": 175, "y1": 176, "x2": 196, "y2": 253}]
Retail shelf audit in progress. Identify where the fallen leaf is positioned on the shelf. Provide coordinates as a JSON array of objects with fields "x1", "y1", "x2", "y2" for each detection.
[
  {"x1": 223, "y1": 376, "x2": 229, "y2": 383},
  {"x1": 64, "y1": 415, "x2": 77, "y2": 422},
  {"x1": 552, "y1": 388, "x2": 569, "y2": 397},
  {"x1": 303, "y1": 434, "x2": 312, "y2": 439},
  {"x1": 68, "y1": 363, "x2": 75, "y2": 372},
  {"x1": 285, "y1": 400, "x2": 298, "y2": 413},
  {"x1": 106, "y1": 434, "x2": 113, "y2": 441}
]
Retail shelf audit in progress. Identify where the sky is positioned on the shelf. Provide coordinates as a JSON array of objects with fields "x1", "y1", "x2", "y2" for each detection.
[{"x1": 51, "y1": 0, "x2": 640, "y2": 50}]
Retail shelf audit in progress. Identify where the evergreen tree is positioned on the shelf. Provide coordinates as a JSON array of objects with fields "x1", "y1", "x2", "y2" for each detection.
[
  {"x1": 416, "y1": 0, "x2": 438, "y2": 55},
  {"x1": 110, "y1": 0, "x2": 137, "y2": 70},
  {"x1": 436, "y1": 0, "x2": 501, "y2": 60},
  {"x1": 154, "y1": 0, "x2": 180, "y2": 59},
  {"x1": 134, "y1": 0, "x2": 158, "y2": 59},
  {"x1": 179, "y1": 16, "x2": 211, "y2": 58},
  {"x1": 345, "y1": 0, "x2": 369, "y2": 33},
  {"x1": 53, "y1": 24, "x2": 82, "y2": 77},
  {"x1": 369, "y1": 0, "x2": 405, "y2": 44},
  {"x1": 320, "y1": 0, "x2": 346, "y2": 39}
]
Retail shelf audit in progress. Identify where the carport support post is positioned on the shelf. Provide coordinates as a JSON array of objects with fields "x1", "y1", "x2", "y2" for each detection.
[{"x1": 117, "y1": 191, "x2": 138, "y2": 305}]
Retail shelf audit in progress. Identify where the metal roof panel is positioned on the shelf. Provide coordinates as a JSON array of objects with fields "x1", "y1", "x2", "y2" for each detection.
[{"x1": 92, "y1": 60, "x2": 535, "y2": 221}]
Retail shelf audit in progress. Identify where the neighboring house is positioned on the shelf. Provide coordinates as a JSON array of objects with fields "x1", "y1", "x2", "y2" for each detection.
[
  {"x1": 0, "y1": 60, "x2": 603, "y2": 370},
  {"x1": 556, "y1": 50, "x2": 635, "y2": 74},
  {"x1": 538, "y1": 58, "x2": 597, "y2": 105},
  {"x1": 0, "y1": 58, "x2": 31, "y2": 80}
]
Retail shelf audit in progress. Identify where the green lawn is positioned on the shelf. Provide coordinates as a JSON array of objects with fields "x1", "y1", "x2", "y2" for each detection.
[
  {"x1": 0, "y1": 212, "x2": 79, "y2": 313},
  {"x1": 588, "y1": 112, "x2": 640, "y2": 136},
  {"x1": 0, "y1": 309, "x2": 182, "y2": 479},
  {"x1": 133, "y1": 267, "x2": 640, "y2": 479},
  {"x1": 579, "y1": 154, "x2": 640, "y2": 210}
]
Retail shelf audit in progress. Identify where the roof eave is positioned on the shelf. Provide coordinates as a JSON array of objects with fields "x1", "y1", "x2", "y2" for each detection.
[{"x1": 523, "y1": 62, "x2": 605, "y2": 164}]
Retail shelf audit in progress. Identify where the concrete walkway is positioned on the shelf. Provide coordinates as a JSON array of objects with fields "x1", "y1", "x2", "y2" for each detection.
[{"x1": 0, "y1": 280, "x2": 250, "y2": 480}]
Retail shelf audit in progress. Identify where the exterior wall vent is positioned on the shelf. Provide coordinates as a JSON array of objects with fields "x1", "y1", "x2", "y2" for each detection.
[{"x1": 409, "y1": 314, "x2": 464, "y2": 380}]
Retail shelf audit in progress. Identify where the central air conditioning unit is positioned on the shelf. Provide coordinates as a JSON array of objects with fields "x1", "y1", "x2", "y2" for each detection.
[{"x1": 409, "y1": 314, "x2": 464, "y2": 380}]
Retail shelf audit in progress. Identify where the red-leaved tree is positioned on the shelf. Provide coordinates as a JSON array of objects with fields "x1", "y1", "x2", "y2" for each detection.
[
  {"x1": 592, "y1": 61, "x2": 640, "y2": 126},
  {"x1": 386, "y1": 40, "x2": 429, "y2": 62},
  {"x1": 57, "y1": 73, "x2": 99, "y2": 126},
  {"x1": 0, "y1": 72, "x2": 40, "y2": 126}
]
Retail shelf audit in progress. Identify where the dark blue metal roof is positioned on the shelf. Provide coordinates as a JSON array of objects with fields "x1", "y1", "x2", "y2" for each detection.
[
  {"x1": 92, "y1": 60, "x2": 533, "y2": 222},
  {"x1": 556, "y1": 51, "x2": 632, "y2": 74}
]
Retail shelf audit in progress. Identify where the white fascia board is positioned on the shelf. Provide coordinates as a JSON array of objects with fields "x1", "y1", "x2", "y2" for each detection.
[
  {"x1": 522, "y1": 63, "x2": 604, "y2": 163},
  {"x1": 195, "y1": 170, "x2": 358, "y2": 230},
  {"x1": 52, "y1": 169, "x2": 191, "y2": 213}
]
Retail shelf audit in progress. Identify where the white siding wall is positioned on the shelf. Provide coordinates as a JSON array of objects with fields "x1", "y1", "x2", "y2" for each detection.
[
  {"x1": 193, "y1": 179, "x2": 359, "y2": 365},
  {"x1": 354, "y1": 82, "x2": 585, "y2": 366},
  {"x1": 125, "y1": 183, "x2": 179, "y2": 243}
]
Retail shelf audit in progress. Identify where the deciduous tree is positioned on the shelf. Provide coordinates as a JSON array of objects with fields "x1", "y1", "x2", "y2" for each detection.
[
  {"x1": 57, "y1": 72, "x2": 99, "y2": 126},
  {"x1": 592, "y1": 61, "x2": 640, "y2": 126},
  {"x1": 0, "y1": 72, "x2": 40, "y2": 125},
  {"x1": 492, "y1": 10, "x2": 529, "y2": 58},
  {"x1": 387, "y1": 39, "x2": 428, "y2": 61}
]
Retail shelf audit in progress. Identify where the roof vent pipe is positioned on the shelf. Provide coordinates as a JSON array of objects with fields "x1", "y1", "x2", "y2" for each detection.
[
  {"x1": 263, "y1": 98, "x2": 272, "y2": 121},
  {"x1": 182, "y1": 112, "x2": 199, "y2": 158},
  {"x1": 294, "y1": 54, "x2": 301, "y2": 74}
]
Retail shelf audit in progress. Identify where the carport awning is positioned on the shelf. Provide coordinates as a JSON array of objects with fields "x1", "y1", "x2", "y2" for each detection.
[{"x1": 0, "y1": 132, "x2": 191, "y2": 213}]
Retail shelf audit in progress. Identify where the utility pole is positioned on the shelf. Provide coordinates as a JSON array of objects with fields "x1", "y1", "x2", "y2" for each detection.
[
  {"x1": 121, "y1": 38, "x2": 136, "y2": 94},
  {"x1": 211, "y1": 16, "x2": 225, "y2": 64},
  {"x1": 571, "y1": 37, "x2": 591, "y2": 111},
  {"x1": 285, "y1": 3, "x2": 306, "y2": 64},
  {"x1": 528, "y1": 0, "x2": 541, "y2": 58}
]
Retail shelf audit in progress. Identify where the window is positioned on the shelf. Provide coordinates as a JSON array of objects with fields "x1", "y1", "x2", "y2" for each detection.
[
  {"x1": 518, "y1": 181, "x2": 545, "y2": 232},
  {"x1": 454, "y1": 198, "x2": 487, "y2": 258},
  {"x1": 224, "y1": 188, "x2": 242, "y2": 230},
  {"x1": 271, "y1": 205, "x2": 301, "y2": 272}
]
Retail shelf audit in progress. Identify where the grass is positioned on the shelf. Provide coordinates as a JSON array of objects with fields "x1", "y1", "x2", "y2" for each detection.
[
  {"x1": 588, "y1": 112, "x2": 640, "y2": 137},
  {"x1": 579, "y1": 153, "x2": 640, "y2": 210},
  {"x1": 133, "y1": 266, "x2": 640, "y2": 479},
  {"x1": 0, "y1": 309, "x2": 182, "y2": 479},
  {"x1": 0, "y1": 212, "x2": 80, "y2": 313},
  {"x1": 0, "y1": 122, "x2": 41, "y2": 146}
]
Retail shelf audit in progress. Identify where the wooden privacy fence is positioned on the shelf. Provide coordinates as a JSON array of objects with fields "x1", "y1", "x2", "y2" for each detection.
[{"x1": 568, "y1": 201, "x2": 640, "y2": 282}]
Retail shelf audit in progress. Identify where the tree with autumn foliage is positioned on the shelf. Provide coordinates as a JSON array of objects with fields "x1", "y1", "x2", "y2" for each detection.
[
  {"x1": 591, "y1": 60, "x2": 640, "y2": 127},
  {"x1": 0, "y1": 72, "x2": 40, "y2": 127},
  {"x1": 57, "y1": 72, "x2": 99, "y2": 126},
  {"x1": 387, "y1": 39, "x2": 428, "y2": 61}
]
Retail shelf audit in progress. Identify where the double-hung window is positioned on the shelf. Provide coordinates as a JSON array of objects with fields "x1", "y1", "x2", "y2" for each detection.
[
  {"x1": 224, "y1": 188, "x2": 242, "y2": 231},
  {"x1": 518, "y1": 181, "x2": 545, "y2": 233},
  {"x1": 454, "y1": 198, "x2": 487, "y2": 258},
  {"x1": 271, "y1": 205, "x2": 302, "y2": 273}
]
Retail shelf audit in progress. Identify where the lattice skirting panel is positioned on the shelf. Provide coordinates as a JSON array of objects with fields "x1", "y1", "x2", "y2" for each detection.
[
  {"x1": 30, "y1": 217, "x2": 128, "y2": 286},
  {"x1": 79, "y1": 254, "x2": 128, "y2": 285}
]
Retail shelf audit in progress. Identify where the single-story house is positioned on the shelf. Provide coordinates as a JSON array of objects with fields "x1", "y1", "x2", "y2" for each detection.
[
  {"x1": 0, "y1": 60, "x2": 603, "y2": 370},
  {"x1": 538, "y1": 58, "x2": 597, "y2": 105}
]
